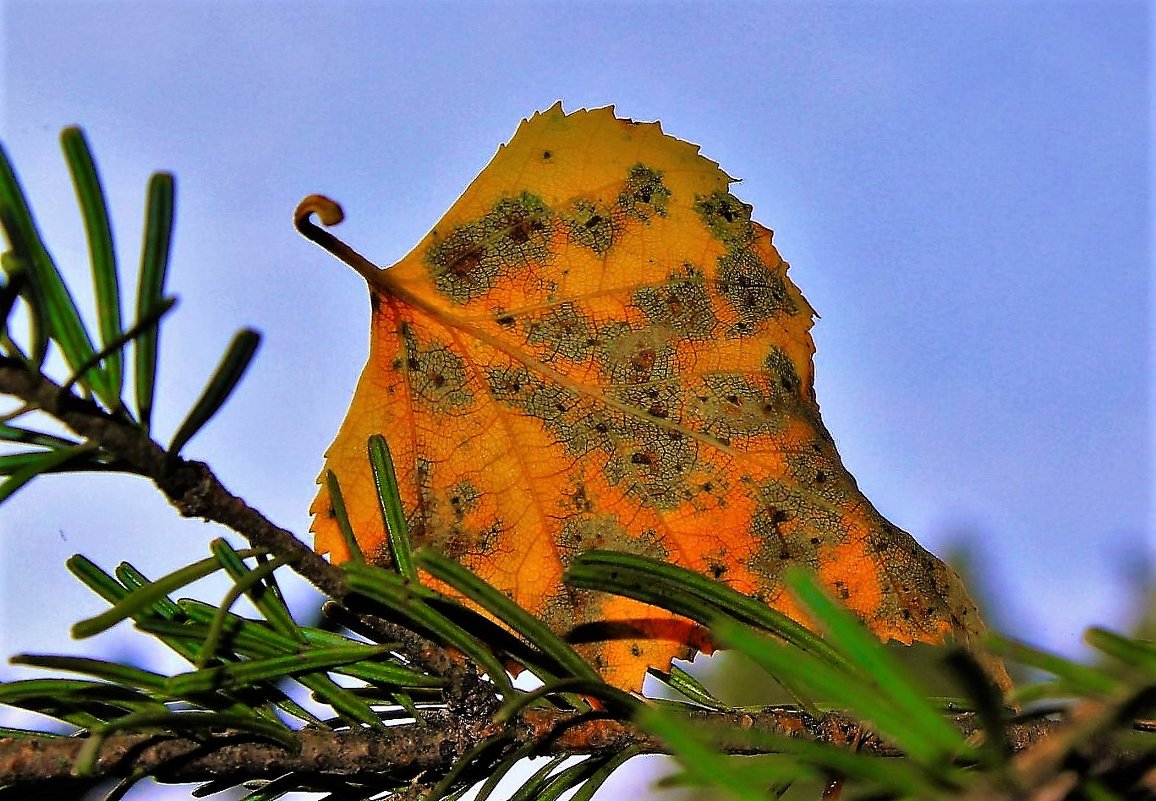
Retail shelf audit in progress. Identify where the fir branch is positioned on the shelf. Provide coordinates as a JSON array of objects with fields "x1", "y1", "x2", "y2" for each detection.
[
  {"x1": 3, "y1": 125, "x2": 1151, "y2": 801},
  {"x1": 0, "y1": 706, "x2": 1060, "y2": 787},
  {"x1": 0, "y1": 356, "x2": 329, "y2": 585},
  {"x1": 0, "y1": 356, "x2": 453, "y2": 678}
]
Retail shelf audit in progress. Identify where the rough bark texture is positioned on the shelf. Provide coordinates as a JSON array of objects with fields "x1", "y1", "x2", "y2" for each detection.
[{"x1": 0, "y1": 708, "x2": 1059, "y2": 786}]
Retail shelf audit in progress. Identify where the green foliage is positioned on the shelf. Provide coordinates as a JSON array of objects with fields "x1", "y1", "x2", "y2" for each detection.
[
  {"x1": 0, "y1": 130, "x2": 257, "y2": 499},
  {"x1": 0, "y1": 128, "x2": 1152, "y2": 801},
  {"x1": 368, "y1": 433, "x2": 416, "y2": 578}
]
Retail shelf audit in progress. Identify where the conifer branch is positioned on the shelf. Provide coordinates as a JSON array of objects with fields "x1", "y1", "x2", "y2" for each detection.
[
  {"x1": 2, "y1": 125, "x2": 1151, "y2": 801},
  {"x1": 0, "y1": 356, "x2": 454, "y2": 678},
  {"x1": 0, "y1": 707, "x2": 1061, "y2": 787}
]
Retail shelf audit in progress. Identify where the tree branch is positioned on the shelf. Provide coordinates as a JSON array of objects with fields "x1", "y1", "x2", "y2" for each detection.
[
  {"x1": 0, "y1": 357, "x2": 453, "y2": 677},
  {"x1": 0, "y1": 707, "x2": 1060, "y2": 787},
  {"x1": 0, "y1": 356, "x2": 1118, "y2": 797}
]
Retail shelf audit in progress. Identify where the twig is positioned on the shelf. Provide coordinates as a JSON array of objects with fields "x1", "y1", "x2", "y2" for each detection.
[{"x1": 0, "y1": 356, "x2": 451, "y2": 676}]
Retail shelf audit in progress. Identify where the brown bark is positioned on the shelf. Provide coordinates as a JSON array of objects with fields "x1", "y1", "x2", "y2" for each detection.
[{"x1": 0, "y1": 707, "x2": 1059, "y2": 787}]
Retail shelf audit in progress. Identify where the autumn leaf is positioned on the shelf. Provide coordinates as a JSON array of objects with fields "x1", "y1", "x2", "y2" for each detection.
[{"x1": 305, "y1": 103, "x2": 1002, "y2": 692}]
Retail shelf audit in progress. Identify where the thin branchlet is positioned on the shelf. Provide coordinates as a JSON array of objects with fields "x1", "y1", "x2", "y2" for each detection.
[{"x1": 0, "y1": 354, "x2": 450, "y2": 675}]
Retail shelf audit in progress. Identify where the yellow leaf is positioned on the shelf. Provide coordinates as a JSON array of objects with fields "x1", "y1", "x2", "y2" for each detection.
[{"x1": 308, "y1": 103, "x2": 1005, "y2": 691}]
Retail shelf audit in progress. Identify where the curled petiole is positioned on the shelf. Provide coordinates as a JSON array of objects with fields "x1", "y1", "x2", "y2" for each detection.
[{"x1": 293, "y1": 195, "x2": 384, "y2": 287}]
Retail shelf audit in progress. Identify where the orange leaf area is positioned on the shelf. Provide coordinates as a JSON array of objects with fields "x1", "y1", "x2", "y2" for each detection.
[{"x1": 311, "y1": 104, "x2": 994, "y2": 691}]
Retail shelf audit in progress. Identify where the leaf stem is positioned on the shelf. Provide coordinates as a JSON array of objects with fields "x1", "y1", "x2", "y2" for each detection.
[{"x1": 293, "y1": 194, "x2": 385, "y2": 286}]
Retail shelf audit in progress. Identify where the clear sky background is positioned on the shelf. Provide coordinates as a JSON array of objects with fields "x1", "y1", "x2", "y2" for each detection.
[{"x1": 0, "y1": 2, "x2": 1150, "y2": 799}]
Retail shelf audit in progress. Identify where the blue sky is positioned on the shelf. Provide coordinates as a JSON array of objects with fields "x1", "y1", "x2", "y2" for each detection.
[{"x1": 0, "y1": 1, "x2": 1150, "y2": 797}]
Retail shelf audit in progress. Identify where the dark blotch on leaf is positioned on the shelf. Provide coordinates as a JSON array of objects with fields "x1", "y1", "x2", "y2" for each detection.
[
  {"x1": 564, "y1": 199, "x2": 617, "y2": 254},
  {"x1": 694, "y1": 191, "x2": 756, "y2": 246},
  {"x1": 618, "y1": 164, "x2": 671, "y2": 221},
  {"x1": 717, "y1": 249, "x2": 796, "y2": 328},
  {"x1": 426, "y1": 192, "x2": 553, "y2": 303},
  {"x1": 401, "y1": 326, "x2": 474, "y2": 410},
  {"x1": 632, "y1": 265, "x2": 718, "y2": 340}
]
